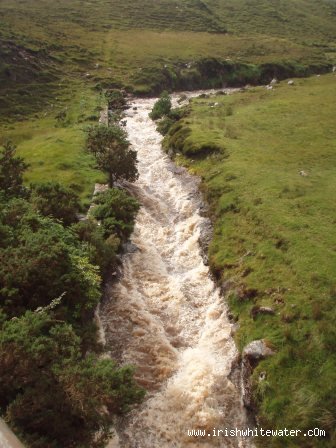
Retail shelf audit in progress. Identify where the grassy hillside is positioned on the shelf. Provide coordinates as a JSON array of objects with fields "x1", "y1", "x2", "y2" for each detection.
[
  {"x1": 164, "y1": 73, "x2": 336, "y2": 446},
  {"x1": 0, "y1": 81, "x2": 105, "y2": 204},
  {"x1": 1, "y1": 0, "x2": 335, "y2": 194},
  {"x1": 1, "y1": 0, "x2": 336, "y2": 117}
]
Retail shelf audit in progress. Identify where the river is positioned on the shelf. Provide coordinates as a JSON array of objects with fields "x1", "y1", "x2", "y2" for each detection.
[{"x1": 101, "y1": 92, "x2": 253, "y2": 448}]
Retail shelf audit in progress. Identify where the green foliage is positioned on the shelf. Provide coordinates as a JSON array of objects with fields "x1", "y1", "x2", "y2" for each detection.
[
  {"x1": 72, "y1": 218, "x2": 119, "y2": 275},
  {"x1": 156, "y1": 108, "x2": 186, "y2": 135},
  {"x1": 0, "y1": 197, "x2": 100, "y2": 320},
  {"x1": 105, "y1": 89, "x2": 126, "y2": 110},
  {"x1": 31, "y1": 181, "x2": 81, "y2": 226},
  {"x1": 86, "y1": 124, "x2": 138, "y2": 187},
  {"x1": 166, "y1": 74, "x2": 336, "y2": 446},
  {"x1": 149, "y1": 91, "x2": 172, "y2": 120},
  {"x1": 157, "y1": 116, "x2": 176, "y2": 136},
  {"x1": 0, "y1": 310, "x2": 144, "y2": 448},
  {"x1": 92, "y1": 188, "x2": 140, "y2": 240},
  {"x1": 0, "y1": 187, "x2": 143, "y2": 445},
  {"x1": 0, "y1": 142, "x2": 29, "y2": 198}
]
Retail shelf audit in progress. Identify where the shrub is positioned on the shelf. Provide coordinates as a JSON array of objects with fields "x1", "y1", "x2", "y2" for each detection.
[
  {"x1": 157, "y1": 107, "x2": 187, "y2": 135},
  {"x1": 92, "y1": 188, "x2": 139, "y2": 240},
  {"x1": 0, "y1": 198, "x2": 100, "y2": 320},
  {"x1": 0, "y1": 141, "x2": 29, "y2": 198},
  {"x1": 0, "y1": 311, "x2": 144, "y2": 448},
  {"x1": 105, "y1": 89, "x2": 126, "y2": 110},
  {"x1": 157, "y1": 116, "x2": 175, "y2": 135},
  {"x1": 31, "y1": 181, "x2": 81, "y2": 226},
  {"x1": 72, "y1": 218, "x2": 119, "y2": 275},
  {"x1": 149, "y1": 91, "x2": 172, "y2": 120}
]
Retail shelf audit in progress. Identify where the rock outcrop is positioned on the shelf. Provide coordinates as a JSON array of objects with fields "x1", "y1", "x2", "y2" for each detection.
[{"x1": 242, "y1": 339, "x2": 275, "y2": 410}]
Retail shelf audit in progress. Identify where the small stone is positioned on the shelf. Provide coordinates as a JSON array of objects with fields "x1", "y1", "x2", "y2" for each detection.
[{"x1": 259, "y1": 371, "x2": 267, "y2": 381}]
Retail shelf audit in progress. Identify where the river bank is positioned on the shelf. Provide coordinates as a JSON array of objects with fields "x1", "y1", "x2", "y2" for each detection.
[{"x1": 162, "y1": 74, "x2": 336, "y2": 447}]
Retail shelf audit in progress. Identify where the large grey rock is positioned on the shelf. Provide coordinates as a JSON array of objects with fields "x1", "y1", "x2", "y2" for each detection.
[
  {"x1": 242, "y1": 340, "x2": 275, "y2": 410},
  {"x1": 243, "y1": 339, "x2": 275, "y2": 361}
]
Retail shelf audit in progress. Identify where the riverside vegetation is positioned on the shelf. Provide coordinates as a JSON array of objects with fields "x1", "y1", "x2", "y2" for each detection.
[
  {"x1": 160, "y1": 74, "x2": 336, "y2": 447},
  {"x1": 0, "y1": 118, "x2": 144, "y2": 447}
]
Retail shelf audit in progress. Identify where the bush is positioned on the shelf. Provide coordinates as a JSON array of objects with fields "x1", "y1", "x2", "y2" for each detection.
[
  {"x1": 157, "y1": 116, "x2": 175, "y2": 136},
  {"x1": 157, "y1": 107, "x2": 186, "y2": 135},
  {"x1": 31, "y1": 181, "x2": 81, "y2": 226},
  {"x1": 92, "y1": 188, "x2": 139, "y2": 240},
  {"x1": 149, "y1": 91, "x2": 172, "y2": 120},
  {"x1": 72, "y1": 218, "x2": 119, "y2": 275},
  {"x1": 105, "y1": 89, "x2": 126, "y2": 110},
  {"x1": 0, "y1": 198, "x2": 100, "y2": 321},
  {"x1": 0, "y1": 311, "x2": 144, "y2": 448},
  {"x1": 0, "y1": 141, "x2": 29, "y2": 198}
]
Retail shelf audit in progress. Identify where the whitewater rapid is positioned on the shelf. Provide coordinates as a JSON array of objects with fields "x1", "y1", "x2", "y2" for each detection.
[{"x1": 101, "y1": 92, "x2": 252, "y2": 448}]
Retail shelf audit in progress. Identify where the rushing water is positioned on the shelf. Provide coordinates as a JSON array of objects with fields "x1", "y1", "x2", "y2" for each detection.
[{"x1": 101, "y1": 92, "x2": 252, "y2": 448}]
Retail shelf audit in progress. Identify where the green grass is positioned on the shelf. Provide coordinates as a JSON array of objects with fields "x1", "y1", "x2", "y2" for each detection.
[
  {"x1": 0, "y1": 83, "x2": 106, "y2": 205},
  {"x1": 164, "y1": 73, "x2": 336, "y2": 446}
]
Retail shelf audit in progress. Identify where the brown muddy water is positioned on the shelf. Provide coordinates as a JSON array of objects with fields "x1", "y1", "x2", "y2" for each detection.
[{"x1": 101, "y1": 91, "x2": 253, "y2": 448}]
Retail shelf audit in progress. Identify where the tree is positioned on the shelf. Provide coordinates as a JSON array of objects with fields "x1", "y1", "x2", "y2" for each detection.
[
  {"x1": 86, "y1": 124, "x2": 138, "y2": 187},
  {"x1": 0, "y1": 141, "x2": 29, "y2": 197},
  {"x1": 31, "y1": 181, "x2": 81, "y2": 226}
]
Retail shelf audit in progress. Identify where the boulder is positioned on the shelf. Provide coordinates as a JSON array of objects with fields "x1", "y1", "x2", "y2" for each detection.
[
  {"x1": 123, "y1": 241, "x2": 139, "y2": 254},
  {"x1": 242, "y1": 339, "x2": 275, "y2": 410},
  {"x1": 243, "y1": 339, "x2": 275, "y2": 362}
]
